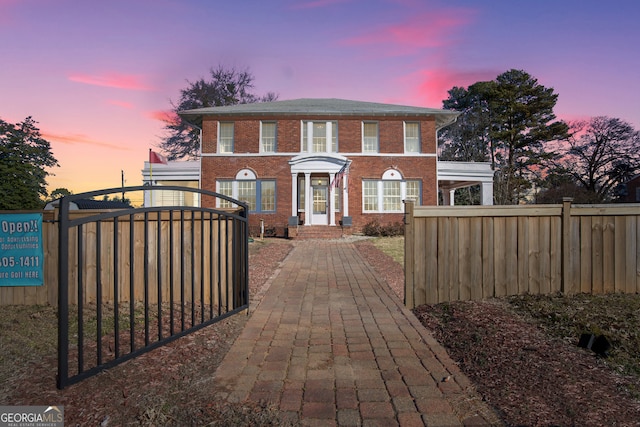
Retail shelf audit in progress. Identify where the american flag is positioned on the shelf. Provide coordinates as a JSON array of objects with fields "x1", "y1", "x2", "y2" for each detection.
[{"x1": 331, "y1": 163, "x2": 349, "y2": 189}]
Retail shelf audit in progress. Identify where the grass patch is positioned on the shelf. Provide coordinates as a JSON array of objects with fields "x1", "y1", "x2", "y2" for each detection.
[{"x1": 370, "y1": 236, "x2": 404, "y2": 265}]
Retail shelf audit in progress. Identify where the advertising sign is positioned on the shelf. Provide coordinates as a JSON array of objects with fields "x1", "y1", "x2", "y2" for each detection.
[{"x1": 0, "y1": 213, "x2": 44, "y2": 286}]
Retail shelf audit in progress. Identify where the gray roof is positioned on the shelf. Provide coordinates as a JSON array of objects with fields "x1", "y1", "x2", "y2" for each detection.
[{"x1": 179, "y1": 98, "x2": 459, "y2": 129}]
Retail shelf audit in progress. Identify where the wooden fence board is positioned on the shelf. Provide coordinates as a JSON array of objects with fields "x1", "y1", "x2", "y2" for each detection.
[
  {"x1": 493, "y1": 217, "x2": 506, "y2": 297},
  {"x1": 505, "y1": 217, "x2": 518, "y2": 295},
  {"x1": 458, "y1": 218, "x2": 471, "y2": 301},
  {"x1": 579, "y1": 216, "x2": 592, "y2": 293},
  {"x1": 482, "y1": 217, "x2": 495, "y2": 298},
  {"x1": 470, "y1": 217, "x2": 483, "y2": 301},
  {"x1": 591, "y1": 217, "x2": 603, "y2": 294},
  {"x1": 437, "y1": 217, "x2": 450, "y2": 303},
  {"x1": 602, "y1": 216, "x2": 615, "y2": 293}
]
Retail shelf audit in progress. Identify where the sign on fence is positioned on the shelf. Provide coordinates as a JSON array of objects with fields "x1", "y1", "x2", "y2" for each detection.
[{"x1": 0, "y1": 213, "x2": 44, "y2": 286}]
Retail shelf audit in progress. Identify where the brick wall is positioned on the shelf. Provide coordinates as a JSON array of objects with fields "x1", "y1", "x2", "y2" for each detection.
[{"x1": 200, "y1": 114, "x2": 440, "y2": 236}]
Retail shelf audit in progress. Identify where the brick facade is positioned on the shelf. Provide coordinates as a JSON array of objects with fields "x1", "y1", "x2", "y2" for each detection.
[{"x1": 182, "y1": 99, "x2": 457, "y2": 237}]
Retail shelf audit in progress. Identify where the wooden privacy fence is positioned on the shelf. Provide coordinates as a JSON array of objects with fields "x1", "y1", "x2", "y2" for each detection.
[{"x1": 404, "y1": 199, "x2": 640, "y2": 308}]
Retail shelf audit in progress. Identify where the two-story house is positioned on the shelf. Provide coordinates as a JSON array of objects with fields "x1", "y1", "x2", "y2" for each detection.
[{"x1": 174, "y1": 98, "x2": 493, "y2": 237}]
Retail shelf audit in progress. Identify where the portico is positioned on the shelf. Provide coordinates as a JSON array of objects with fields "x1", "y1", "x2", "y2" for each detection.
[{"x1": 289, "y1": 153, "x2": 351, "y2": 226}]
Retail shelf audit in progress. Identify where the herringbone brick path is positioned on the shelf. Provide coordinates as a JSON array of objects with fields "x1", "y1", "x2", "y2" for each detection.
[{"x1": 214, "y1": 241, "x2": 496, "y2": 426}]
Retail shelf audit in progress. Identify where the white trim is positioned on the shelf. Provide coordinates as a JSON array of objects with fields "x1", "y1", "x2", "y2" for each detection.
[
  {"x1": 235, "y1": 168, "x2": 257, "y2": 180},
  {"x1": 403, "y1": 121, "x2": 420, "y2": 153}
]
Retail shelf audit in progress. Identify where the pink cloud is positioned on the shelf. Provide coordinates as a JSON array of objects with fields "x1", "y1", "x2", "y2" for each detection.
[
  {"x1": 42, "y1": 131, "x2": 128, "y2": 150},
  {"x1": 147, "y1": 110, "x2": 180, "y2": 125},
  {"x1": 400, "y1": 68, "x2": 498, "y2": 107},
  {"x1": 341, "y1": 9, "x2": 475, "y2": 55},
  {"x1": 68, "y1": 72, "x2": 155, "y2": 91},
  {"x1": 107, "y1": 100, "x2": 134, "y2": 109}
]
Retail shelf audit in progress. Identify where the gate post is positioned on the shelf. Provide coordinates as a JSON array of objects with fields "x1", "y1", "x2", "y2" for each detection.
[
  {"x1": 404, "y1": 200, "x2": 415, "y2": 308},
  {"x1": 57, "y1": 197, "x2": 70, "y2": 389}
]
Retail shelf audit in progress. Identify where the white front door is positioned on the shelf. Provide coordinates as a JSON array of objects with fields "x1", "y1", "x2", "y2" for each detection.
[{"x1": 311, "y1": 183, "x2": 328, "y2": 224}]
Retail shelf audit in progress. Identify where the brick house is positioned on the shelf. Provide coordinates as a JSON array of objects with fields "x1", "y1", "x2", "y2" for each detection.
[{"x1": 176, "y1": 98, "x2": 493, "y2": 237}]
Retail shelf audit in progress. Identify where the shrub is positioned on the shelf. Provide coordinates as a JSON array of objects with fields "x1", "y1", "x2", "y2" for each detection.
[{"x1": 362, "y1": 220, "x2": 404, "y2": 237}]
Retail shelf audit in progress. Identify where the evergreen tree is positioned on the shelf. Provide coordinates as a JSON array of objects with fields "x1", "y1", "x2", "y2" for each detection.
[{"x1": 441, "y1": 69, "x2": 569, "y2": 204}]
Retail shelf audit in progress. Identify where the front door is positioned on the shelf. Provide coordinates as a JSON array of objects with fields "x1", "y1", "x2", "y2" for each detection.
[{"x1": 311, "y1": 180, "x2": 328, "y2": 225}]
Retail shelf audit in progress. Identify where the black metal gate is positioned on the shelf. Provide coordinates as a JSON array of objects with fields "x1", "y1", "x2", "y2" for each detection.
[{"x1": 56, "y1": 186, "x2": 248, "y2": 389}]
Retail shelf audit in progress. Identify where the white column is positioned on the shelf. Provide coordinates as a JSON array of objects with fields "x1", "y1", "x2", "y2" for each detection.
[
  {"x1": 304, "y1": 173, "x2": 311, "y2": 225},
  {"x1": 329, "y1": 173, "x2": 336, "y2": 226},
  {"x1": 291, "y1": 174, "x2": 297, "y2": 217},
  {"x1": 449, "y1": 189, "x2": 456, "y2": 206},
  {"x1": 326, "y1": 121, "x2": 332, "y2": 153},
  {"x1": 306, "y1": 122, "x2": 313, "y2": 153},
  {"x1": 482, "y1": 181, "x2": 494, "y2": 205},
  {"x1": 343, "y1": 174, "x2": 349, "y2": 217}
]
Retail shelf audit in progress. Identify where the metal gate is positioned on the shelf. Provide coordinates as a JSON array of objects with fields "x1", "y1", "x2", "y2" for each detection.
[{"x1": 56, "y1": 186, "x2": 248, "y2": 389}]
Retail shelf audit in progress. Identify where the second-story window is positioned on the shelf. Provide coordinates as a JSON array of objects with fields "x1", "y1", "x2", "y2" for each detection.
[
  {"x1": 260, "y1": 121, "x2": 277, "y2": 153},
  {"x1": 301, "y1": 121, "x2": 338, "y2": 153},
  {"x1": 218, "y1": 122, "x2": 234, "y2": 153},
  {"x1": 363, "y1": 122, "x2": 379, "y2": 153},
  {"x1": 404, "y1": 122, "x2": 420, "y2": 153}
]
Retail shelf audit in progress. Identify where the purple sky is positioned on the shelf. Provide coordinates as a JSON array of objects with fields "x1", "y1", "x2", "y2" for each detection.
[{"x1": 1, "y1": 0, "x2": 638, "y2": 198}]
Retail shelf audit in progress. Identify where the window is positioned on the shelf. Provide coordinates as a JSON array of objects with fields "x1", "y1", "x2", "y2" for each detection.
[
  {"x1": 218, "y1": 181, "x2": 233, "y2": 208},
  {"x1": 404, "y1": 122, "x2": 420, "y2": 153},
  {"x1": 363, "y1": 122, "x2": 379, "y2": 153},
  {"x1": 238, "y1": 181, "x2": 257, "y2": 210},
  {"x1": 298, "y1": 177, "x2": 306, "y2": 211},
  {"x1": 362, "y1": 170, "x2": 422, "y2": 213},
  {"x1": 261, "y1": 181, "x2": 276, "y2": 211},
  {"x1": 301, "y1": 121, "x2": 338, "y2": 153},
  {"x1": 218, "y1": 122, "x2": 234, "y2": 153},
  {"x1": 363, "y1": 181, "x2": 378, "y2": 212},
  {"x1": 383, "y1": 181, "x2": 401, "y2": 211},
  {"x1": 217, "y1": 169, "x2": 276, "y2": 213},
  {"x1": 260, "y1": 122, "x2": 277, "y2": 153},
  {"x1": 405, "y1": 180, "x2": 421, "y2": 201}
]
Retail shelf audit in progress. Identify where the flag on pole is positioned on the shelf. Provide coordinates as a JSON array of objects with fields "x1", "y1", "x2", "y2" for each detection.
[
  {"x1": 331, "y1": 162, "x2": 349, "y2": 189},
  {"x1": 149, "y1": 150, "x2": 168, "y2": 164}
]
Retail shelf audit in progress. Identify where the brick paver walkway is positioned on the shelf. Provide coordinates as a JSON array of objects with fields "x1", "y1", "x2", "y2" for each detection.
[{"x1": 214, "y1": 241, "x2": 496, "y2": 426}]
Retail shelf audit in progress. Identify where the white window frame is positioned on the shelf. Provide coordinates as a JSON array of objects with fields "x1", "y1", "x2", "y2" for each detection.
[
  {"x1": 362, "y1": 170, "x2": 422, "y2": 213},
  {"x1": 260, "y1": 121, "x2": 277, "y2": 153},
  {"x1": 216, "y1": 169, "x2": 276, "y2": 213},
  {"x1": 301, "y1": 121, "x2": 338, "y2": 153},
  {"x1": 404, "y1": 122, "x2": 420, "y2": 153},
  {"x1": 218, "y1": 122, "x2": 234, "y2": 153},
  {"x1": 362, "y1": 121, "x2": 379, "y2": 153}
]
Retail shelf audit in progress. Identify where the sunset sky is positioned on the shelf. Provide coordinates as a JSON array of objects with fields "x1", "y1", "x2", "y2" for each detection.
[{"x1": 1, "y1": 0, "x2": 639, "y2": 199}]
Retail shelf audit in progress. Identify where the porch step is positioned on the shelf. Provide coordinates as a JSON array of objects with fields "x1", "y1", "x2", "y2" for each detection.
[{"x1": 290, "y1": 225, "x2": 346, "y2": 240}]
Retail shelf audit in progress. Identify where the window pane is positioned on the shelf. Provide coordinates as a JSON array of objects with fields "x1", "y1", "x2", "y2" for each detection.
[
  {"x1": 219, "y1": 123, "x2": 234, "y2": 153},
  {"x1": 383, "y1": 181, "x2": 401, "y2": 211},
  {"x1": 331, "y1": 121, "x2": 338, "y2": 152},
  {"x1": 261, "y1": 181, "x2": 275, "y2": 212},
  {"x1": 261, "y1": 122, "x2": 276, "y2": 152},
  {"x1": 218, "y1": 181, "x2": 233, "y2": 208},
  {"x1": 312, "y1": 122, "x2": 326, "y2": 152},
  {"x1": 405, "y1": 122, "x2": 419, "y2": 153},
  {"x1": 363, "y1": 122, "x2": 378, "y2": 153},
  {"x1": 363, "y1": 181, "x2": 378, "y2": 212},
  {"x1": 405, "y1": 180, "x2": 420, "y2": 202},
  {"x1": 238, "y1": 181, "x2": 256, "y2": 211}
]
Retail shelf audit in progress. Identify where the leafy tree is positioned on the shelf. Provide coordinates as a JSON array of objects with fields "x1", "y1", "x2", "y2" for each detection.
[
  {"x1": 440, "y1": 69, "x2": 569, "y2": 205},
  {"x1": 0, "y1": 117, "x2": 58, "y2": 209},
  {"x1": 551, "y1": 116, "x2": 640, "y2": 202},
  {"x1": 47, "y1": 187, "x2": 73, "y2": 201},
  {"x1": 160, "y1": 65, "x2": 278, "y2": 160}
]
